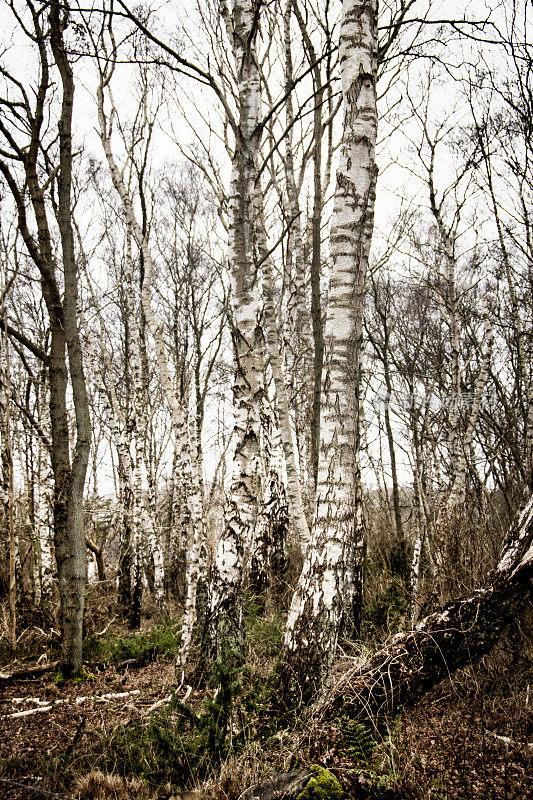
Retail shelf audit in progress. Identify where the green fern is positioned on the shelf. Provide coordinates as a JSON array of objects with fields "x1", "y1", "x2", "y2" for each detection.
[{"x1": 340, "y1": 719, "x2": 376, "y2": 766}]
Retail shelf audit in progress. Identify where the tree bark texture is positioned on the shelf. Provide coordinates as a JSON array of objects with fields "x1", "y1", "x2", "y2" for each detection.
[
  {"x1": 205, "y1": 0, "x2": 264, "y2": 663},
  {"x1": 317, "y1": 491, "x2": 533, "y2": 722},
  {"x1": 50, "y1": 3, "x2": 91, "y2": 674},
  {"x1": 282, "y1": 0, "x2": 378, "y2": 699}
]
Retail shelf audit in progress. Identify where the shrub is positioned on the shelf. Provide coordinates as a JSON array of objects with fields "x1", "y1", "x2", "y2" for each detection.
[
  {"x1": 363, "y1": 581, "x2": 408, "y2": 640},
  {"x1": 82, "y1": 619, "x2": 181, "y2": 664},
  {"x1": 101, "y1": 651, "x2": 246, "y2": 790},
  {"x1": 245, "y1": 601, "x2": 284, "y2": 660}
]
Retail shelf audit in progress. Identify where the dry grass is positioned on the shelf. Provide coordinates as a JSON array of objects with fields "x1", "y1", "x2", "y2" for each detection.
[{"x1": 75, "y1": 771, "x2": 149, "y2": 800}]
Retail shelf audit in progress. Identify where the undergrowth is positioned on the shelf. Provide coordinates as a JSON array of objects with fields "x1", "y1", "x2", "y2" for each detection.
[
  {"x1": 100, "y1": 649, "x2": 250, "y2": 789},
  {"x1": 82, "y1": 618, "x2": 182, "y2": 664},
  {"x1": 245, "y1": 600, "x2": 284, "y2": 661}
]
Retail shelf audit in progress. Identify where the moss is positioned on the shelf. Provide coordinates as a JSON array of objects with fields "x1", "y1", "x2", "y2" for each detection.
[
  {"x1": 297, "y1": 766, "x2": 343, "y2": 800},
  {"x1": 54, "y1": 665, "x2": 92, "y2": 685}
]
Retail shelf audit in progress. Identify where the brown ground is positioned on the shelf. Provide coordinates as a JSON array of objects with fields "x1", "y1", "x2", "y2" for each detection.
[
  {"x1": 0, "y1": 662, "x2": 179, "y2": 799},
  {"x1": 0, "y1": 650, "x2": 531, "y2": 799}
]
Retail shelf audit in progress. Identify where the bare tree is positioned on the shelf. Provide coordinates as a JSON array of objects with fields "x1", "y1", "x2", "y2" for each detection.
[{"x1": 0, "y1": 0, "x2": 91, "y2": 675}]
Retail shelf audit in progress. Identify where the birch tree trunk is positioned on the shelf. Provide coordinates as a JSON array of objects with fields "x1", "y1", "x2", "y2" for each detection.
[
  {"x1": 97, "y1": 72, "x2": 208, "y2": 647},
  {"x1": 204, "y1": 0, "x2": 263, "y2": 663},
  {"x1": 445, "y1": 307, "x2": 494, "y2": 512},
  {"x1": 0, "y1": 319, "x2": 16, "y2": 657},
  {"x1": 255, "y1": 187, "x2": 311, "y2": 552},
  {"x1": 282, "y1": 0, "x2": 378, "y2": 699},
  {"x1": 409, "y1": 420, "x2": 429, "y2": 625},
  {"x1": 283, "y1": 0, "x2": 314, "y2": 504},
  {"x1": 127, "y1": 230, "x2": 166, "y2": 617},
  {"x1": 0, "y1": 2, "x2": 89, "y2": 676},
  {"x1": 117, "y1": 455, "x2": 132, "y2": 613},
  {"x1": 37, "y1": 442, "x2": 54, "y2": 605}
]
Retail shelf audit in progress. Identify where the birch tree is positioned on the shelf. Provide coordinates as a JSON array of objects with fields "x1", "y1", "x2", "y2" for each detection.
[
  {"x1": 0, "y1": 312, "x2": 16, "y2": 656},
  {"x1": 91, "y1": 16, "x2": 207, "y2": 660},
  {"x1": 203, "y1": 0, "x2": 264, "y2": 662},
  {"x1": 282, "y1": 0, "x2": 378, "y2": 697}
]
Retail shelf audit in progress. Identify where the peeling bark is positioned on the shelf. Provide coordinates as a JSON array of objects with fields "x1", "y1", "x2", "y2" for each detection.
[
  {"x1": 282, "y1": 0, "x2": 378, "y2": 698},
  {"x1": 205, "y1": 0, "x2": 264, "y2": 663},
  {"x1": 283, "y1": 0, "x2": 315, "y2": 506},
  {"x1": 36, "y1": 443, "x2": 54, "y2": 605},
  {"x1": 256, "y1": 186, "x2": 311, "y2": 552}
]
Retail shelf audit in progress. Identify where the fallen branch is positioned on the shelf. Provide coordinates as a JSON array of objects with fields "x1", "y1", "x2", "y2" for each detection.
[
  {"x1": 485, "y1": 730, "x2": 533, "y2": 752},
  {"x1": 7, "y1": 704, "x2": 54, "y2": 719},
  {"x1": 0, "y1": 661, "x2": 59, "y2": 685},
  {"x1": 147, "y1": 693, "x2": 172, "y2": 713},
  {"x1": 146, "y1": 685, "x2": 192, "y2": 714},
  {"x1": 0, "y1": 778, "x2": 77, "y2": 799},
  {"x1": 64, "y1": 716, "x2": 87, "y2": 759},
  {"x1": 4, "y1": 689, "x2": 141, "y2": 719},
  {"x1": 0, "y1": 654, "x2": 153, "y2": 685},
  {"x1": 10, "y1": 697, "x2": 51, "y2": 705},
  {"x1": 96, "y1": 616, "x2": 117, "y2": 636}
]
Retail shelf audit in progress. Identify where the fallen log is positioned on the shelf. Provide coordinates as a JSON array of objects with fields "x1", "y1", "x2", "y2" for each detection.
[
  {"x1": 317, "y1": 493, "x2": 533, "y2": 723},
  {"x1": 0, "y1": 661, "x2": 59, "y2": 685},
  {"x1": 0, "y1": 655, "x2": 152, "y2": 686}
]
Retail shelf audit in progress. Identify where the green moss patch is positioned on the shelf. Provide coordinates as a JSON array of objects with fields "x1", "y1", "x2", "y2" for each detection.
[{"x1": 297, "y1": 766, "x2": 343, "y2": 800}]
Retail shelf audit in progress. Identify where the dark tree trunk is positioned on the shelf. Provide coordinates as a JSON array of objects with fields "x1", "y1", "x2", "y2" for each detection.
[
  {"x1": 50, "y1": 3, "x2": 91, "y2": 677},
  {"x1": 86, "y1": 538, "x2": 106, "y2": 583}
]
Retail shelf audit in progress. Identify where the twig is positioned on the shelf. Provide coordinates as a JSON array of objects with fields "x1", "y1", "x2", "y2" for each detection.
[
  {"x1": 64, "y1": 716, "x2": 86, "y2": 759},
  {"x1": 0, "y1": 778, "x2": 77, "y2": 799},
  {"x1": 485, "y1": 730, "x2": 533, "y2": 752},
  {"x1": 146, "y1": 685, "x2": 192, "y2": 713},
  {"x1": 147, "y1": 693, "x2": 172, "y2": 713},
  {"x1": 96, "y1": 616, "x2": 117, "y2": 636}
]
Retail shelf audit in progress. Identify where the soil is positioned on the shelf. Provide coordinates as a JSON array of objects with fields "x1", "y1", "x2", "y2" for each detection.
[{"x1": 0, "y1": 657, "x2": 531, "y2": 800}]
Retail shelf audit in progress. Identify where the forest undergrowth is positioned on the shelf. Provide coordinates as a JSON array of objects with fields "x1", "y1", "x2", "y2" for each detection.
[{"x1": 0, "y1": 583, "x2": 531, "y2": 800}]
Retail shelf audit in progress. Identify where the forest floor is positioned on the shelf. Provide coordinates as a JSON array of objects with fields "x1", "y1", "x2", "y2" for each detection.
[{"x1": 0, "y1": 604, "x2": 531, "y2": 800}]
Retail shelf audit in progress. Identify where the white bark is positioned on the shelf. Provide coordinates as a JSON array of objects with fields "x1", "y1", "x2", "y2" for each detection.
[
  {"x1": 126, "y1": 230, "x2": 165, "y2": 615},
  {"x1": 36, "y1": 442, "x2": 54, "y2": 604},
  {"x1": 177, "y1": 413, "x2": 205, "y2": 678},
  {"x1": 205, "y1": 0, "x2": 264, "y2": 660},
  {"x1": 255, "y1": 187, "x2": 311, "y2": 551},
  {"x1": 409, "y1": 427, "x2": 429, "y2": 625},
  {"x1": 445, "y1": 305, "x2": 494, "y2": 512},
  {"x1": 97, "y1": 81, "x2": 206, "y2": 638},
  {"x1": 283, "y1": 0, "x2": 378, "y2": 693},
  {"x1": 282, "y1": 0, "x2": 314, "y2": 488},
  {"x1": 319, "y1": 491, "x2": 533, "y2": 722}
]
